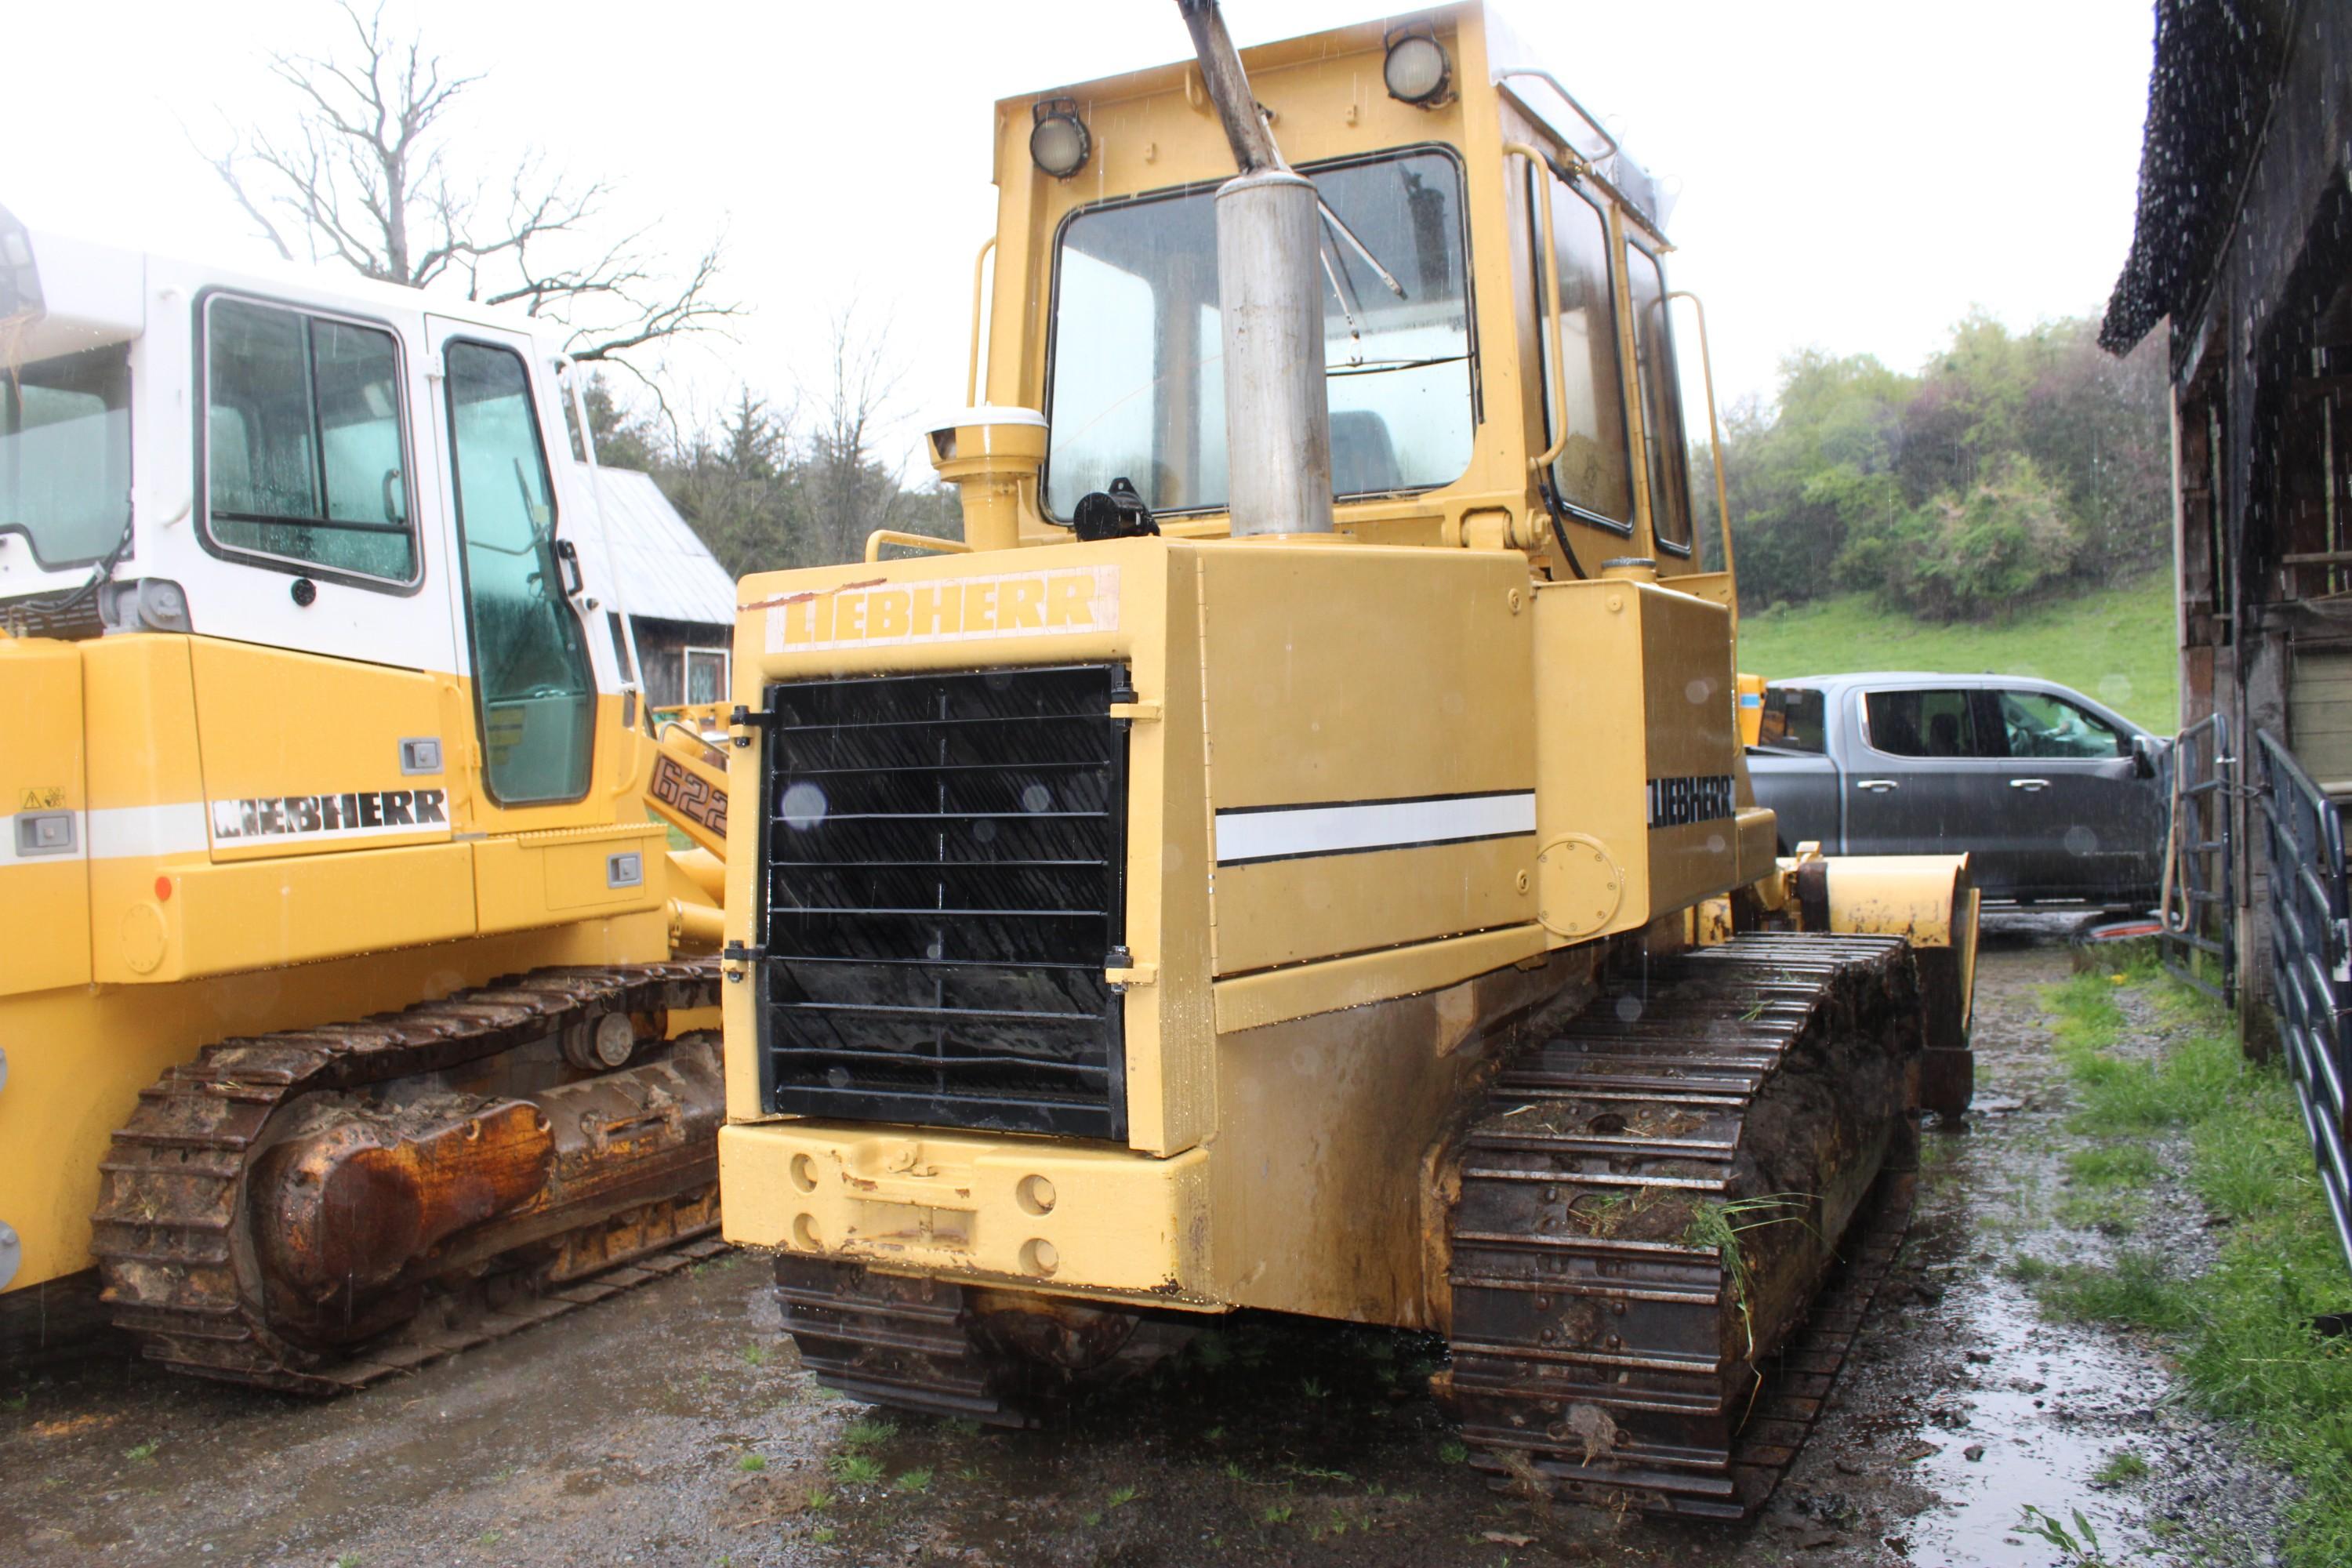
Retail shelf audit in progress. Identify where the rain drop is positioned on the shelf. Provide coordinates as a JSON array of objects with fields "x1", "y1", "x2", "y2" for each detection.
[
  {"x1": 1021, "y1": 782, "x2": 1052, "y2": 813},
  {"x1": 2063, "y1": 825, "x2": 2100, "y2": 857},
  {"x1": 780, "y1": 780, "x2": 828, "y2": 831},
  {"x1": 1614, "y1": 995, "x2": 1643, "y2": 1025}
]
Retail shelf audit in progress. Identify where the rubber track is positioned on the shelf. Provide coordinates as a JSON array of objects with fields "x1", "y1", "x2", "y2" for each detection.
[
  {"x1": 775, "y1": 1256, "x2": 1046, "y2": 1428},
  {"x1": 1448, "y1": 932, "x2": 1918, "y2": 1519},
  {"x1": 89, "y1": 959, "x2": 723, "y2": 1394}
]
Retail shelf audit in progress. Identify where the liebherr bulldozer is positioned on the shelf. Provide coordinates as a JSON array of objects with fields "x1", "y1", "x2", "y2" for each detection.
[
  {"x1": 0, "y1": 211, "x2": 738, "y2": 1389},
  {"x1": 716, "y1": 2, "x2": 1979, "y2": 1519}
]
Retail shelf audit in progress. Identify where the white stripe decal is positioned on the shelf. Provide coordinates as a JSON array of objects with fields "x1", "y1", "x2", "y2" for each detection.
[
  {"x1": 0, "y1": 804, "x2": 213, "y2": 865},
  {"x1": 92, "y1": 804, "x2": 212, "y2": 859},
  {"x1": 1214, "y1": 791, "x2": 1537, "y2": 866}
]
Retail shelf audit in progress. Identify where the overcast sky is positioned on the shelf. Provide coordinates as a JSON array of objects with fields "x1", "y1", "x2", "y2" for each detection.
[{"x1": 9, "y1": 0, "x2": 2157, "y2": 461}]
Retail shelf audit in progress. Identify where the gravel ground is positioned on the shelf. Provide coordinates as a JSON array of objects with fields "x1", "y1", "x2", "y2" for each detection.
[{"x1": 0, "y1": 913, "x2": 2297, "y2": 1566}]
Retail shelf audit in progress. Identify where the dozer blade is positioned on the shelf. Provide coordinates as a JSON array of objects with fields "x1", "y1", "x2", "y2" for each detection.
[{"x1": 1445, "y1": 932, "x2": 1922, "y2": 1519}]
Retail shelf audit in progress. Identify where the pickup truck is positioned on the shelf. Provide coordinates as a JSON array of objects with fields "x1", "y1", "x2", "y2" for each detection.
[{"x1": 1746, "y1": 671, "x2": 2168, "y2": 907}]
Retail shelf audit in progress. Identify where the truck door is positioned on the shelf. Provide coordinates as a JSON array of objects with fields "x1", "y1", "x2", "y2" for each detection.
[
  {"x1": 1842, "y1": 685, "x2": 2010, "y2": 872},
  {"x1": 424, "y1": 321, "x2": 598, "y2": 815},
  {"x1": 1982, "y1": 686, "x2": 2161, "y2": 902}
]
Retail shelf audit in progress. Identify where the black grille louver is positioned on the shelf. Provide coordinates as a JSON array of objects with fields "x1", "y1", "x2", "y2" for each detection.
[{"x1": 756, "y1": 664, "x2": 1130, "y2": 1139}]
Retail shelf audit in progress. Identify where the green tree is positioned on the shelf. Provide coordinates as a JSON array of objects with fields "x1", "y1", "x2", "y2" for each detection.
[{"x1": 1717, "y1": 309, "x2": 2170, "y2": 619}]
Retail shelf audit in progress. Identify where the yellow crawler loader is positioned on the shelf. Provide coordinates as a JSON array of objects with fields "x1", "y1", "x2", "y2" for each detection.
[
  {"x1": 0, "y1": 210, "x2": 736, "y2": 1390},
  {"x1": 711, "y1": 1, "x2": 1978, "y2": 1519}
]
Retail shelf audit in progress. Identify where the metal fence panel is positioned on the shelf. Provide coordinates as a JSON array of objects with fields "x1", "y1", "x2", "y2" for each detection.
[{"x1": 2255, "y1": 728, "x2": 2352, "y2": 1271}]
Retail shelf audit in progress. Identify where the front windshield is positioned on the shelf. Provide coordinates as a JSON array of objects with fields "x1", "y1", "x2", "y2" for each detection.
[
  {"x1": 1, "y1": 343, "x2": 131, "y2": 569},
  {"x1": 1045, "y1": 148, "x2": 1473, "y2": 519}
]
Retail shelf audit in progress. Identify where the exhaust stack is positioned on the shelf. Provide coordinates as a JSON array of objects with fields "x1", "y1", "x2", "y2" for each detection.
[{"x1": 1175, "y1": 0, "x2": 1333, "y2": 537}]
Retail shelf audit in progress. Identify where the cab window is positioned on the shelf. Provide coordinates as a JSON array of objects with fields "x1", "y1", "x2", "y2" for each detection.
[
  {"x1": 1757, "y1": 685, "x2": 1827, "y2": 753},
  {"x1": 1046, "y1": 148, "x2": 1474, "y2": 518},
  {"x1": 1864, "y1": 689, "x2": 1987, "y2": 758},
  {"x1": 204, "y1": 296, "x2": 416, "y2": 583},
  {"x1": 1532, "y1": 176, "x2": 1634, "y2": 529},
  {"x1": 444, "y1": 340, "x2": 594, "y2": 804},
  {"x1": 1625, "y1": 242, "x2": 1693, "y2": 553},
  {"x1": 1997, "y1": 690, "x2": 2127, "y2": 759}
]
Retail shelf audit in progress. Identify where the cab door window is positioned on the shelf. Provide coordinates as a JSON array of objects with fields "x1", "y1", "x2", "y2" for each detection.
[
  {"x1": 1864, "y1": 689, "x2": 1988, "y2": 758},
  {"x1": 204, "y1": 296, "x2": 416, "y2": 584},
  {"x1": 1625, "y1": 242, "x2": 1693, "y2": 554},
  {"x1": 1994, "y1": 690, "x2": 2128, "y2": 759},
  {"x1": 1531, "y1": 174, "x2": 1634, "y2": 529},
  {"x1": 443, "y1": 340, "x2": 594, "y2": 805}
]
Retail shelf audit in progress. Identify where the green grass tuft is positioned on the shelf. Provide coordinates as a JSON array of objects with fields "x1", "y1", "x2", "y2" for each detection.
[
  {"x1": 735, "y1": 1454, "x2": 768, "y2": 1473},
  {"x1": 840, "y1": 1417, "x2": 896, "y2": 1450},
  {"x1": 2093, "y1": 1449, "x2": 2150, "y2": 1486},
  {"x1": 2065, "y1": 1145, "x2": 2160, "y2": 1189},
  {"x1": 892, "y1": 1467, "x2": 932, "y2": 1494},
  {"x1": 828, "y1": 1453, "x2": 885, "y2": 1485}
]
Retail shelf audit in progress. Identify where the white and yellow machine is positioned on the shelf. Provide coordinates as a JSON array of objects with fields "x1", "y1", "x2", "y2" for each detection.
[
  {"x1": 0, "y1": 209, "x2": 734, "y2": 1389},
  {"x1": 695, "y1": 0, "x2": 1978, "y2": 1518}
]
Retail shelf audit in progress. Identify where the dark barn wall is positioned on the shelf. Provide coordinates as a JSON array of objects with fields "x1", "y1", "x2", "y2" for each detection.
[
  {"x1": 633, "y1": 616, "x2": 731, "y2": 708},
  {"x1": 2108, "y1": 0, "x2": 2352, "y2": 1023}
]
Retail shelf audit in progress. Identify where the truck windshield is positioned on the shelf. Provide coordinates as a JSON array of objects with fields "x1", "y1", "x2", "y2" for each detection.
[
  {"x1": 1046, "y1": 147, "x2": 1473, "y2": 519},
  {"x1": 1, "y1": 343, "x2": 131, "y2": 569}
]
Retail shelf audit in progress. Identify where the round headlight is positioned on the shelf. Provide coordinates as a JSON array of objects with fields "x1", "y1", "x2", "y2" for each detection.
[
  {"x1": 1383, "y1": 34, "x2": 1450, "y2": 106},
  {"x1": 1029, "y1": 107, "x2": 1091, "y2": 180}
]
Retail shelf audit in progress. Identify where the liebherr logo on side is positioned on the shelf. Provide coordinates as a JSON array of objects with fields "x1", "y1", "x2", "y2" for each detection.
[
  {"x1": 209, "y1": 789, "x2": 449, "y2": 842},
  {"x1": 1646, "y1": 775, "x2": 1736, "y2": 829}
]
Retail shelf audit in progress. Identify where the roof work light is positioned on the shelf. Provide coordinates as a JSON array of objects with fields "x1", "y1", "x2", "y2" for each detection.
[
  {"x1": 1029, "y1": 100, "x2": 1092, "y2": 179},
  {"x1": 1382, "y1": 31, "x2": 1450, "y2": 107}
]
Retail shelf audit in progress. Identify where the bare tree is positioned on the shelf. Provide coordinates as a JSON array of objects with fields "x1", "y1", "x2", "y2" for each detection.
[
  {"x1": 202, "y1": 0, "x2": 736, "y2": 378},
  {"x1": 800, "y1": 307, "x2": 946, "y2": 564}
]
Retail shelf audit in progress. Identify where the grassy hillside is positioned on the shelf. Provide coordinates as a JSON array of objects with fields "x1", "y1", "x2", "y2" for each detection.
[{"x1": 1735, "y1": 572, "x2": 2178, "y2": 732}]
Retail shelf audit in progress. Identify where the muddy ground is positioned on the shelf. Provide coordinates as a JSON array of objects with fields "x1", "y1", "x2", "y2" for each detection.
[{"x1": 0, "y1": 916, "x2": 2297, "y2": 1566}]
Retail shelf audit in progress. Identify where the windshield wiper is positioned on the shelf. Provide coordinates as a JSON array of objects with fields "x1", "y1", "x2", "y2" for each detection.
[
  {"x1": 1318, "y1": 201, "x2": 1406, "y2": 299},
  {"x1": 1323, "y1": 353, "x2": 1469, "y2": 377}
]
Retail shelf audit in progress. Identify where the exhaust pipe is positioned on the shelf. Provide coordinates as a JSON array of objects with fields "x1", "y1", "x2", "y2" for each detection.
[{"x1": 1175, "y1": 0, "x2": 1333, "y2": 537}]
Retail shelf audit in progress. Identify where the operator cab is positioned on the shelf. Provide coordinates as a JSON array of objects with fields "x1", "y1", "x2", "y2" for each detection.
[
  {"x1": 1, "y1": 205, "x2": 644, "y2": 844},
  {"x1": 967, "y1": 2, "x2": 1722, "y2": 586}
]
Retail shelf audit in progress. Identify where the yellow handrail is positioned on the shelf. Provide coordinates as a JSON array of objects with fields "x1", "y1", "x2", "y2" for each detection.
[
  {"x1": 865, "y1": 530, "x2": 974, "y2": 564},
  {"x1": 1504, "y1": 143, "x2": 1570, "y2": 474},
  {"x1": 967, "y1": 236, "x2": 997, "y2": 408},
  {"x1": 1668, "y1": 289, "x2": 1737, "y2": 598}
]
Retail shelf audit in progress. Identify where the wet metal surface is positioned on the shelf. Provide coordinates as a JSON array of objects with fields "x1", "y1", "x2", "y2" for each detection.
[{"x1": 0, "y1": 913, "x2": 2294, "y2": 1565}]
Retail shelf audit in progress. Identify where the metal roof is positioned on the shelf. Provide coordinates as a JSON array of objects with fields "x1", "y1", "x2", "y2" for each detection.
[{"x1": 568, "y1": 465, "x2": 736, "y2": 630}]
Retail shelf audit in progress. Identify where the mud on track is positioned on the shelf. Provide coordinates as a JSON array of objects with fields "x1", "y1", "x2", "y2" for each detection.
[{"x1": 0, "y1": 915, "x2": 2295, "y2": 1566}]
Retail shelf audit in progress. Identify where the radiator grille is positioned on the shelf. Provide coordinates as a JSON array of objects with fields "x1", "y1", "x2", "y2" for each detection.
[{"x1": 756, "y1": 663, "x2": 1130, "y2": 1139}]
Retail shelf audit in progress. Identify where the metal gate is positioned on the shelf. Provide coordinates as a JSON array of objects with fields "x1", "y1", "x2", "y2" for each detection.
[
  {"x1": 2255, "y1": 728, "x2": 2352, "y2": 1269},
  {"x1": 2160, "y1": 713, "x2": 2235, "y2": 1003}
]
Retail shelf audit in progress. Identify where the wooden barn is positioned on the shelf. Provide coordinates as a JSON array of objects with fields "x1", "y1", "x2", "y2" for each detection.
[{"x1": 2103, "y1": 0, "x2": 2352, "y2": 1258}]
